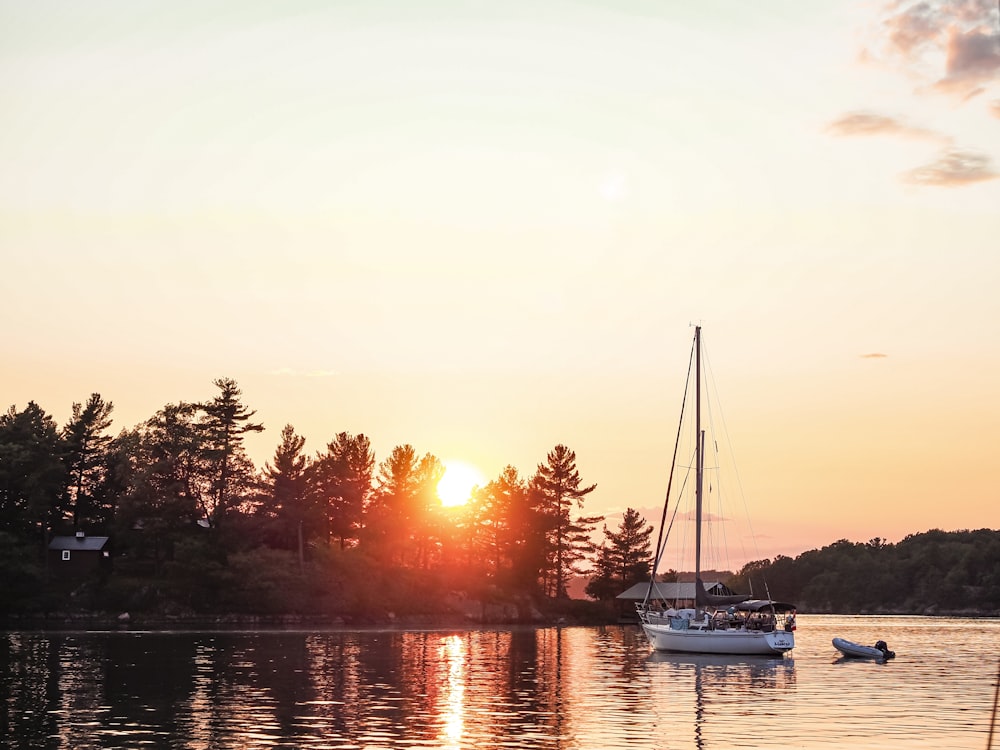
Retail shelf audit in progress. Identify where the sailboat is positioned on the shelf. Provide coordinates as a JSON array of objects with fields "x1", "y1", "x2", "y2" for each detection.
[{"x1": 637, "y1": 326, "x2": 796, "y2": 656}]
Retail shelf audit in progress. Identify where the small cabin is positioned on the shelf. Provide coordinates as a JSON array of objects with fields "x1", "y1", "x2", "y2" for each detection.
[{"x1": 48, "y1": 531, "x2": 111, "y2": 577}]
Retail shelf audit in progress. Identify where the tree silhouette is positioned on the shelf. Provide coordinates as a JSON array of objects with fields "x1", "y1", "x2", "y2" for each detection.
[
  {"x1": 465, "y1": 465, "x2": 524, "y2": 583},
  {"x1": 586, "y1": 508, "x2": 653, "y2": 600},
  {"x1": 531, "y1": 444, "x2": 600, "y2": 598},
  {"x1": 262, "y1": 424, "x2": 311, "y2": 564},
  {"x1": 0, "y1": 402, "x2": 65, "y2": 544},
  {"x1": 364, "y1": 445, "x2": 415, "y2": 564},
  {"x1": 62, "y1": 393, "x2": 115, "y2": 530},
  {"x1": 198, "y1": 378, "x2": 264, "y2": 527},
  {"x1": 310, "y1": 431, "x2": 374, "y2": 550},
  {"x1": 115, "y1": 402, "x2": 203, "y2": 573}
]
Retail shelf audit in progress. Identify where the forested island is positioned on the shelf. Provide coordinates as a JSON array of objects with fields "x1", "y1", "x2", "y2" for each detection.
[{"x1": 2, "y1": 379, "x2": 998, "y2": 626}]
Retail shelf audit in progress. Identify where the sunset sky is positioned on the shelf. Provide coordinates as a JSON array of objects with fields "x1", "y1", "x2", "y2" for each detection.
[{"x1": 2, "y1": 1, "x2": 998, "y2": 567}]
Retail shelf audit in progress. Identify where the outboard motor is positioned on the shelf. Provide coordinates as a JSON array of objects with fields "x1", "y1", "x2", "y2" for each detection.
[{"x1": 874, "y1": 640, "x2": 896, "y2": 659}]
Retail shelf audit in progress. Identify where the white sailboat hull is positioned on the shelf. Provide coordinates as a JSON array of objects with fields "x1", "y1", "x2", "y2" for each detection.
[{"x1": 641, "y1": 623, "x2": 794, "y2": 656}]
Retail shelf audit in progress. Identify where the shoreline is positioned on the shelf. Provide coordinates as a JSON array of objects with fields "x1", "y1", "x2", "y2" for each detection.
[{"x1": 4, "y1": 607, "x2": 997, "y2": 633}]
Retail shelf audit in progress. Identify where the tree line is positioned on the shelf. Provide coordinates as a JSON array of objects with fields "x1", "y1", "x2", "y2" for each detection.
[
  {"x1": 727, "y1": 529, "x2": 1000, "y2": 614},
  {"x1": 0, "y1": 379, "x2": 653, "y2": 620},
  {"x1": 7, "y1": 379, "x2": 989, "y2": 620}
]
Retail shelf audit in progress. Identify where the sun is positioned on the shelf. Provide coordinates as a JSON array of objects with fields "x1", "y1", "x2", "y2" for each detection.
[{"x1": 437, "y1": 460, "x2": 486, "y2": 508}]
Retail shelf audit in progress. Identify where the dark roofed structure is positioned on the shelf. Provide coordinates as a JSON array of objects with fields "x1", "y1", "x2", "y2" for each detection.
[
  {"x1": 48, "y1": 531, "x2": 111, "y2": 577},
  {"x1": 616, "y1": 580, "x2": 736, "y2": 603},
  {"x1": 615, "y1": 580, "x2": 741, "y2": 621}
]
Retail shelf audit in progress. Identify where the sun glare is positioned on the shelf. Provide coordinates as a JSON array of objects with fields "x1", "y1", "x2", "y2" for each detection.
[{"x1": 437, "y1": 461, "x2": 486, "y2": 508}]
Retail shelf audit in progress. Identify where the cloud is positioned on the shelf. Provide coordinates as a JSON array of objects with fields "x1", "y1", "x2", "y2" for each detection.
[
  {"x1": 934, "y1": 20, "x2": 1000, "y2": 98},
  {"x1": 903, "y1": 148, "x2": 999, "y2": 186},
  {"x1": 840, "y1": 3, "x2": 999, "y2": 188},
  {"x1": 871, "y1": 0, "x2": 1000, "y2": 101},
  {"x1": 269, "y1": 367, "x2": 339, "y2": 377},
  {"x1": 826, "y1": 111, "x2": 948, "y2": 142},
  {"x1": 676, "y1": 510, "x2": 730, "y2": 523},
  {"x1": 860, "y1": 353, "x2": 888, "y2": 359},
  {"x1": 879, "y1": 0, "x2": 940, "y2": 60}
]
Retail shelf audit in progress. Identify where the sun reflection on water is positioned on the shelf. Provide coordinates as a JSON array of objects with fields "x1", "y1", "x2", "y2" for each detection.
[{"x1": 438, "y1": 634, "x2": 467, "y2": 749}]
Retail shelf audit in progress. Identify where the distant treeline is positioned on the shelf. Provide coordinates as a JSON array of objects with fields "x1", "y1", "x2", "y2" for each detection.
[
  {"x1": 726, "y1": 529, "x2": 1000, "y2": 615},
  {"x1": 2, "y1": 382, "x2": 996, "y2": 621}
]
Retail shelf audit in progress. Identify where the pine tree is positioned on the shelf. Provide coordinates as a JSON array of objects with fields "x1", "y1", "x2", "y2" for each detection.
[
  {"x1": 531, "y1": 444, "x2": 601, "y2": 598},
  {"x1": 262, "y1": 424, "x2": 311, "y2": 562},
  {"x1": 309, "y1": 432, "x2": 374, "y2": 550},
  {"x1": 586, "y1": 508, "x2": 653, "y2": 600},
  {"x1": 465, "y1": 465, "x2": 523, "y2": 582},
  {"x1": 116, "y1": 402, "x2": 203, "y2": 572},
  {"x1": 198, "y1": 378, "x2": 264, "y2": 527},
  {"x1": 367, "y1": 445, "x2": 418, "y2": 564},
  {"x1": 62, "y1": 393, "x2": 115, "y2": 530},
  {"x1": 0, "y1": 402, "x2": 66, "y2": 543}
]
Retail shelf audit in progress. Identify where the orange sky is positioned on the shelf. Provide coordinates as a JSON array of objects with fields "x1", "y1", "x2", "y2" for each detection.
[{"x1": 2, "y1": 1, "x2": 998, "y2": 567}]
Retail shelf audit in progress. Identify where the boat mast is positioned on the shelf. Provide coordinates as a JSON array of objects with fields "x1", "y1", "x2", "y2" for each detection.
[{"x1": 694, "y1": 325, "x2": 703, "y2": 613}]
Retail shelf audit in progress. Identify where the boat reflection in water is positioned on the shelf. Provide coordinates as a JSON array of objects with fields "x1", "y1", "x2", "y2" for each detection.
[{"x1": 644, "y1": 651, "x2": 797, "y2": 749}]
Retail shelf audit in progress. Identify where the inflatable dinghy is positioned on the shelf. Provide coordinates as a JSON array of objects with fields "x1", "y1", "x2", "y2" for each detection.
[{"x1": 833, "y1": 637, "x2": 895, "y2": 660}]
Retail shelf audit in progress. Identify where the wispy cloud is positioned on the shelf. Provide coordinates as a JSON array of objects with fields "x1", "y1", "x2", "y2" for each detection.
[
  {"x1": 903, "y1": 148, "x2": 999, "y2": 186},
  {"x1": 676, "y1": 510, "x2": 730, "y2": 523},
  {"x1": 827, "y1": 111, "x2": 949, "y2": 142},
  {"x1": 860, "y1": 352, "x2": 888, "y2": 359},
  {"x1": 269, "y1": 367, "x2": 339, "y2": 377},
  {"x1": 835, "y1": 1, "x2": 999, "y2": 187}
]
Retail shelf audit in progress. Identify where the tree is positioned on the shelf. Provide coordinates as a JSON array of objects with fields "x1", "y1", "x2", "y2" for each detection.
[
  {"x1": 366, "y1": 444, "x2": 421, "y2": 564},
  {"x1": 99, "y1": 429, "x2": 140, "y2": 535},
  {"x1": 115, "y1": 403, "x2": 204, "y2": 573},
  {"x1": 0, "y1": 402, "x2": 66, "y2": 544},
  {"x1": 503, "y1": 467, "x2": 549, "y2": 594},
  {"x1": 62, "y1": 393, "x2": 115, "y2": 530},
  {"x1": 197, "y1": 378, "x2": 264, "y2": 526},
  {"x1": 404, "y1": 452, "x2": 445, "y2": 570},
  {"x1": 530, "y1": 444, "x2": 601, "y2": 598},
  {"x1": 586, "y1": 508, "x2": 653, "y2": 600},
  {"x1": 465, "y1": 465, "x2": 522, "y2": 582},
  {"x1": 261, "y1": 424, "x2": 312, "y2": 564},
  {"x1": 310, "y1": 432, "x2": 374, "y2": 550},
  {"x1": 365, "y1": 445, "x2": 442, "y2": 568}
]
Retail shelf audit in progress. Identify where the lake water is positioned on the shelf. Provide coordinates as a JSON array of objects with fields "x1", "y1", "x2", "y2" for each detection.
[{"x1": 1, "y1": 615, "x2": 997, "y2": 749}]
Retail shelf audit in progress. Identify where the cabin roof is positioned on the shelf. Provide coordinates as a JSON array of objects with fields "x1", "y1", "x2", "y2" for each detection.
[
  {"x1": 48, "y1": 535, "x2": 110, "y2": 552},
  {"x1": 616, "y1": 581, "x2": 729, "y2": 601}
]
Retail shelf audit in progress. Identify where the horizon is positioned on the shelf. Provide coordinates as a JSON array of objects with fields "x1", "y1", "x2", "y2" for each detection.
[{"x1": 2, "y1": 1, "x2": 998, "y2": 567}]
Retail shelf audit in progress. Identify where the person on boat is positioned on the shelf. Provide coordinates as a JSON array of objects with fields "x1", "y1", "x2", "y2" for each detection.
[{"x1": 785, "y1": 610, "x2": 797, "y2": 632}]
